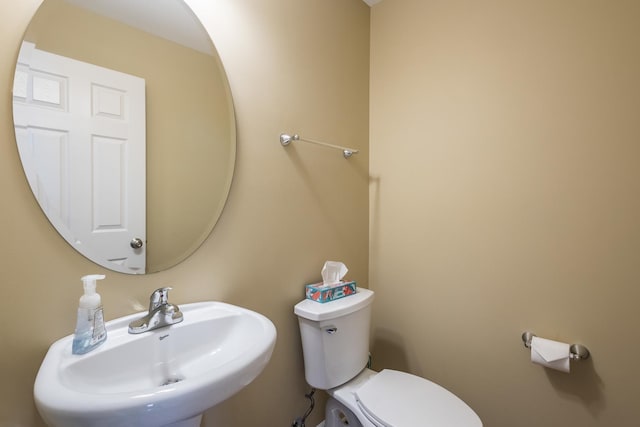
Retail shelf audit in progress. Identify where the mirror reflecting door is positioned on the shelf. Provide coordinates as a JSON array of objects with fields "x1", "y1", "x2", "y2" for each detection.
[{"x1": 13, "y1": 0, "x2": 236, "y2": 274}]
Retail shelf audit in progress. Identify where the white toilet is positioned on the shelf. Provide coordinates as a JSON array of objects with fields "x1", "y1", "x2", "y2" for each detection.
[{"x1": 294, "y1": 288, "x2": 482, "y2": 427}]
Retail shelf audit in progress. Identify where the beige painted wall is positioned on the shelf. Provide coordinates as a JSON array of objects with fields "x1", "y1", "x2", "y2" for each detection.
[
  {"x1": 24, "y1": 0, "x2": 235, "y2": 273},
  {"x1": 370, "y1": 0, "x2": 640, "y2": 426},
  {"x1": 9, "y1": 0, "x2": 638, "y2": 426},
  {"x1": 0, "y1": 0, "x2": 369, "y2": 425}
]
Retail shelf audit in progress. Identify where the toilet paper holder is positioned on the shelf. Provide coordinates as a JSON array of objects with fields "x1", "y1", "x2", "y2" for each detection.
[{"x1": 522, "y1": 331, "x2": 590, "y2": 361}]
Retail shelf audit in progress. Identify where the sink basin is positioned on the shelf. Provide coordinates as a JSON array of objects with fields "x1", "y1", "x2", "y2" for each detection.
[{"x1": 34, "y1": 301, "x2": 277, "y2": 427}]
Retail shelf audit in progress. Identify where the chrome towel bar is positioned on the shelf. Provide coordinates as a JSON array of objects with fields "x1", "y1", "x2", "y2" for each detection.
[{"x1": 280, "y1": 133, "x2": 359, "y2": 159}]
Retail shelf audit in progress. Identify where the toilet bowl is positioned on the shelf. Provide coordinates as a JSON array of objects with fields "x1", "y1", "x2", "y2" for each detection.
[{"x1": 294, "y1": 288, "x2": 482, "y2": 427}]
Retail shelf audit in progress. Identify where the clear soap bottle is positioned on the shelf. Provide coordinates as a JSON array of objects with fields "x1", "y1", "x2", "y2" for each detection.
[{"x1": 72, "y1": 274, "x2": 107, "y2": 355}]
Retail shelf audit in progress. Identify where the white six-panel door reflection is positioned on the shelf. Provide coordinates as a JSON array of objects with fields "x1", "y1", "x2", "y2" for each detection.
[{"x1": 14, "y1": 42, "x2": 146, "y2": 273}]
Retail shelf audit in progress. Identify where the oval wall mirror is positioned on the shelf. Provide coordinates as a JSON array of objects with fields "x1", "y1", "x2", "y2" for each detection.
[{"x1": 13, "y1": 0, "x2": 236, "y2": 274}]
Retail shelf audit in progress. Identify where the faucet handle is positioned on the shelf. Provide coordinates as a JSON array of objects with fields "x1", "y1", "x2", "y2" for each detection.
[{"x1": 149, "y1": 287, "x2": 172, "y2": 310}]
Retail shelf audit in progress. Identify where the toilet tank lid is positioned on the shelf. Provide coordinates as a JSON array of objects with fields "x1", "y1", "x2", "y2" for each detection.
[{"x1": 294, "y1": 288, "x2": 374, "y2": 321}]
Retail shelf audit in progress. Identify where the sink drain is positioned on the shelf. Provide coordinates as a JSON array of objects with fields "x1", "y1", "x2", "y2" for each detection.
[{"x1": 160, "y1": 377, "x2": 184, "y2": 386}]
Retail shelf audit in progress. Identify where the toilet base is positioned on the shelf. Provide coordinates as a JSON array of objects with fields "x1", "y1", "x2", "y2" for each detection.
[
  {"x1": 325, "y1": 368, "x2": 378, "y2": 427},
  {"x1": 325, "y1": 397, "x2": 363, "y2": 427}
]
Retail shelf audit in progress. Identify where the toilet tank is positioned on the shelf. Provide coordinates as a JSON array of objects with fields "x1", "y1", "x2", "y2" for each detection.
[{"x1": 294, "y1": 288, "x2": 374, "y2": 390}]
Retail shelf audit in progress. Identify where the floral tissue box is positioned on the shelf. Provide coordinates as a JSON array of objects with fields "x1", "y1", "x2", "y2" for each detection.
[{"x1": 305, "y1": 281, "x2": 357, "y2": 303}]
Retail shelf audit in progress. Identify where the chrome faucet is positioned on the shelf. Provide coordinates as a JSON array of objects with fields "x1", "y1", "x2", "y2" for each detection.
[{"x1": 128, "y1": 287, "x2": 183, "y2": 334}]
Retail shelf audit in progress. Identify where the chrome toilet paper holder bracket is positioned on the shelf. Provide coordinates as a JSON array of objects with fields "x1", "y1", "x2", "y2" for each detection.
[{"x1": 522, "y1": 331, "x2": 590, "y2": 361}]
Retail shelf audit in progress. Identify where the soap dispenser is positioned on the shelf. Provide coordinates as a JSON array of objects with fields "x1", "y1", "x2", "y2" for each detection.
[{"x1": 72, "y1": 274, "x2": 107, "y2": 355}]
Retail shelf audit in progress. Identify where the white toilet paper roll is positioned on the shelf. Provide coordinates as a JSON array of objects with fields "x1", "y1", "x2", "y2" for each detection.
[{"x1": 530, "y1": 336, "x2": 571, "y2": 373}]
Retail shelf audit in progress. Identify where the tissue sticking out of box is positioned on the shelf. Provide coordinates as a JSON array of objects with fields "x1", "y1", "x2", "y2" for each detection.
[
  {"x1": 306, "y1": 261, "x2": 357, "y2": 303},
  {"x1": 322, "y1": 261, "x2": 348, "y2": 286}
]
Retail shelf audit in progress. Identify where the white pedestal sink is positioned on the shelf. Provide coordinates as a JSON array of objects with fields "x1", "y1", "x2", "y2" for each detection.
[{"x1": 34, "y1": 301, "x2": 277, "y2": 427}]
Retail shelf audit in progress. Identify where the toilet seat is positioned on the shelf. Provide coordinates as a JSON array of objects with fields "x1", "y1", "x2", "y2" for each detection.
[{"x1": 354, "y1": 369, "x2": 482, "y2": 427}]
